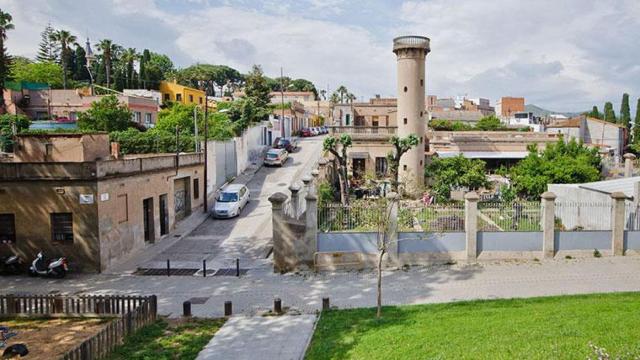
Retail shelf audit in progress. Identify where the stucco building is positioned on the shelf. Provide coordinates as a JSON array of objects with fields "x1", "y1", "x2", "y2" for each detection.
[
  {"x1": 545, "y1": 115, "x2": 626, "y2": 158},
  {"x1": 0, "y1": 133, "x2": 204, "y2": 272},
  {"x1": 160, "y1": 80, "x2": 206, "y2": 106},
  {"x1": 496, "y1": 97, "x2": 525, "y2": 118}
]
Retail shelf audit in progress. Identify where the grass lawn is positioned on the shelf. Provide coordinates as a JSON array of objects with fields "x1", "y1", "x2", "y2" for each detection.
[
  {"x1": 107, "y1": 317, "x2": 225, "y2": 360},
  {"x1": 306, "y1": 292, "x2": 640, "y2": 360}
]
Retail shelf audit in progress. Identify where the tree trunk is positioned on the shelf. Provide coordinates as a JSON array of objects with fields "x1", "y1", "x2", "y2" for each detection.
[
  {"x1": 340, "y1": 160, "x2": 349, "y2": 205},
  {"x1": 376, "y1": 247, "x2": 386, "y2": 318}
]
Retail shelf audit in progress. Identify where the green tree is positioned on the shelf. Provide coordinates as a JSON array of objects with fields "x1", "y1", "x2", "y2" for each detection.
[
  {"x1": 49, "y1": 29, "x2": 76, "y2": 89},
  {"x1": 509, "y1": 138, "x2": 601, "y2": 199},
  {"x1": 0, "y1": 114, "x2": 30, "y2": 152},
  {"x1": 335, "y1": 85, "x2": 349, "y2": 104},
  {"x1": 9, "y1": 60, "x2": 64, "y2": 88},
  {"x1": 97, "y1": 39, "x2": 114, "y2": 88},
  {"x1": 620, "y1": 93, "x2": 631, "y2": 131},
  {"x1": 289, "y1": 78, "x2": 318, "y2": 99},
  {"x1": 244, "y1": 65, "x2": 271, "y2": 108},
  {"x1": 603, "y1": 102, "x2": 616, "y2": 123},
  {"x1": 77, "y1": 95, "x2": 134, "y2": 132},
  {"x1": 139, "y1": 49, "x2": 150, "y2": 89},
  {"x1": 475, "y1": 115, "x2": 505, "y2": 131},
  {"x1": 323, "y1": 134, "x2": 352, "y2": 205},
  {"x1": 72, "y1": 44, "x2": 90, "y2": 81},
  {"x1": 587, "y1": 105, "x2": 602, "y2": 119},
  {"x1": 225, "y1": 97, "x2": 269, "y2": 134},
  {"x1": 634, "y1": 98, "x2": 640, "y2": 144},
  {"x1": 121, "y1": 48, "x2": 138, "y2": 89},
  {"x1": 425, "y1": 155, "x2": 490, "y2": 202},
  {"x1": 155, "y1": 103, "x2": 198, "y2": 134},
  {"x1": 387, "y1": 134, "x2": 420, "y2": 192},
  {"x1": 0, "y1": 9, "x2": 14, "y2": 109},
  {"x1": 36, "y1": 23, "x2": 58, "y2": 63}
]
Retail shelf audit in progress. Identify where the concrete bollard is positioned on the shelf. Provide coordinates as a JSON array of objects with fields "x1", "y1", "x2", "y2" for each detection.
[
  {"x1": 202, "y1": 259, "x2": 207, "y2": 277},
  {"x1": 322, "y1": 297, "x2": 330, "y2": 311},
  {"x1": 224, "y1": 301, "x2": 232, "y2": 316},
  {"x1": 274, "y1": 298, "x2": 282, "y2": 314},
  {"x1": 236, "y1": 258, "x2": 240, "y2": 277},
  {"x1": 183, "y1": 301, "x2": 192, "y2": 317},
  {"x1": 166, "y1": 259, "x2": 171, "y2": 277}
]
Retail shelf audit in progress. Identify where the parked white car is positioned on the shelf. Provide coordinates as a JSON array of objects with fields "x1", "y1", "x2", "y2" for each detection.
[
  {"x1": 212, "y1": 184, "x2": 250, "y2": 218},
  {"x1": 264, "y1": 148, "x2": 289, "y2": 166}
]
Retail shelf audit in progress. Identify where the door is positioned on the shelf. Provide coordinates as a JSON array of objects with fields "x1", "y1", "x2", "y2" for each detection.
[
  {"x1": 353, "y1": 158, "x2": 366, "y2": 179},
  {"x1": 159, "y1": 194, "x2": 168, "y2": 235},
  {"x1": 174, "y1": 178, "x2": 187, "y2": 221},
  {"x1": 143, "y1": 197, "x2": 155, "y2": 243}
]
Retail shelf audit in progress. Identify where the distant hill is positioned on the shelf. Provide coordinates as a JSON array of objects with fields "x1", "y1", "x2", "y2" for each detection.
[{"x1": 525, "y1": 104, "x2": 583, "y2": 118}]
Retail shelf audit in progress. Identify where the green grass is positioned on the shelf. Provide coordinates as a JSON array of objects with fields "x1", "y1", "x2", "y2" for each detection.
[
  {"x1": 306, "y1": 292, "x2": 640, "y2": 360},
  {"x1": 107, "y1": 317, "x2": 225, "y2": 360}
]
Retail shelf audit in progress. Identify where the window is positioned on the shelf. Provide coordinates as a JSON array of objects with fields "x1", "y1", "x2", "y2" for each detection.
[
  {"x1": 375, "y1": 157, "x2": 388, "y2": 176},
  {"x1": 117, "y1": 194, "x2": 128, "y2": 223},
  {"x1": 0, "y1": 214, "x2": 16, "y2": 244},
  {"x1": 420, "y1": 79, "x2": 424, "y2": 86},
  {"x1": 199, "y1": 97, "x2": 203, "y2": 104},
  {"x1": 403, "y1": 86, "x2": 408, "y2": 92},
  {"x1": 403, "y1": 165, "x2": 407, "y2": 171},
  {"x1": 345, "y1": 114, "x2": 350, "y2": 125},
  {"x1": 164, "y1": 93, "x2": 170, "y2": 101},
  {"x1": 133, "y1": 112, "x2": 142, "y2": 123},
  {"x1": 193, "y1": 178, "x2": 200, "y2": 199},
  {"x1": 145, "y1": 113, "x2": 152, "y2": 124},
  {"x1": 403, "y1": 118, "x2": 408, "y2": 125},
  {"x1": 51, "y1": 213, "x2": 73, "y2": 243},
  {"x1": 189, "y1": 94, "x2": 193, "y2": 102},
  {"x1": 176, "y1": 94, "x2": 183, "y2": 102}
]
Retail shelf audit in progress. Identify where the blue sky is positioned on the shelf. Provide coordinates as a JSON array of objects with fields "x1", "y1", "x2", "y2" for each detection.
[{"x1": 2, "y1": 0, "x2": 640, "y2": 114}]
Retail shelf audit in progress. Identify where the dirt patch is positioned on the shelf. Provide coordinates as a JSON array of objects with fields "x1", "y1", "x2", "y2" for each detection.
[{"x1": 1, "y1": 317, "x2": 112, "y2": 359}]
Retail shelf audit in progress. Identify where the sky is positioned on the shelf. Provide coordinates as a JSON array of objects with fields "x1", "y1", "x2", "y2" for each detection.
[{"x1": 1, "y1": 0, "x2": 639, "y2": 113}]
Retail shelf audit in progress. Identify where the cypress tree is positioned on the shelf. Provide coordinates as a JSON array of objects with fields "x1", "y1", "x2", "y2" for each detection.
[
  {"x1": 634, "y1": 98, "x2": 640, "y2": 144},
  {"x1": 620, "y1": 93, "x2": 631, "y2": 129},
  {"x1": 588, "y1": 106, "x2": 601, "y2": 119},
  {"x1": 36, "y1": 23, "x2": 58, "y2": 62},
  {"x1": 73, "y1": 45, "x2": 90, "y2": 81},
  {"x1": 140, "y1": 49, "x2": 150, "y2": 89},
  {"x1": 603, "y1": 102, "x2": 616, "y2": 123}
]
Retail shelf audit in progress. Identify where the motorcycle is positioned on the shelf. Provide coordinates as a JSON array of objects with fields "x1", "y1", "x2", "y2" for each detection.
[
  {"x1": 28, "y1": 252, "x2": 68, "y2": 278},
  {"x1": 0, "y1": 254, "x2": 22, "y2": 275}
]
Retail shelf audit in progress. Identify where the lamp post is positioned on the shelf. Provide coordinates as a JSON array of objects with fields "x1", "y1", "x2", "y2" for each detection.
[{"x1": 203, "y1": 80, "x2": 210, "y2": 213}]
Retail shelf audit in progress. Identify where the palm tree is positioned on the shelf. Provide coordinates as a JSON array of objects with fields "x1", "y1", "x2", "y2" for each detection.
[
  {"x1": 329, "y1": 92, "x2": 339, "y2": 124},
  {"x1": 49, "y1": 30, "x2": 77, "y2": 89},
  {"x1": 97, "y1": 39, "x2": 113, "y2": 88},
  {"x1": 336, "y1": 85, "x2": 348, "y2": 104},
  {"x1": 121, "y1": 48, "x2": 138, "y2": 89},
  {"x1": 347, "y1": 93, "x2": 356, "y2": 124},
  {"x1": 0, "y1": 10, "x2": 14, "y2": 108}
]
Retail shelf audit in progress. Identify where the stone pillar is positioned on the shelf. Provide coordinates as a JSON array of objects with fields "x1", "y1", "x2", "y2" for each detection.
[
  {"x1": 464, "y1": 191, "x2": 479, "y2": 261},
  {"x1": 289, "y1": 184, "x2": 300, "y2": 219},
  {"x1": 318, "y1": 158, "x2": 328, "y2": 181},
  {"x1": 269, "y1": 192, "x2": 290, "y2": 272},
  {"x1": 301, "y1": 175, "x2": 312, "y2": 198},
  {"x1": 304, "y1": 192, "x2": 318, "y2": 268},
  {"x1": 385, "y1": 192, "x2": 400, "y2": 267},
  {"x1": 311, "y1": 169, "x2": 320, "y2": 195},
  {"x1": 541, "y1": 191, "x2": 556, "y2": 259},
  {"x1": 611, "y1": 191, "x2": 627, "y2": 256},
  {"x1": 624, "y1": 153, "x2": 636, "y2": 178}
]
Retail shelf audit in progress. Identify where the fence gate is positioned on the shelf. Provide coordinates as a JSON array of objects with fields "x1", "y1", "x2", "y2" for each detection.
[{"x1": 215, "y1": 140, "x2": 238, "y2": 189}]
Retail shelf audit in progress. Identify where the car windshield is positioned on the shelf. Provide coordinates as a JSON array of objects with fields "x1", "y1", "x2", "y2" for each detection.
[
  {"x1": 218, "y1": 192, "x2": 238, "y2": 202},
  {"x1": 267, "y1": 152, "x2": 279, "y2": 158}
]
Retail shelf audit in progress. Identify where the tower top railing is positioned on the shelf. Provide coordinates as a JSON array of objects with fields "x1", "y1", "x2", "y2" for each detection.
[{"x1": 393, "y1": 35, "x2": 430, "y2": 52}]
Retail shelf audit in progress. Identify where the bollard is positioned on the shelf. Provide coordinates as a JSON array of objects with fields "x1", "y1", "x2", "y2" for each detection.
[
  {"x1": 322, "y1": 297, "x2": 330, "y2": 311},
  {"x1": 166, "y1": 259, "x2": 171, "y2": 277},
  {"x1": 183, "y1": 301, "x2": 192, "y2": 317},
  {"x1": 224, "y1": 301, "x2": 232, "y2": 316},
  {"x1": 274, "y1": 298, "x2": 282, "y2": 314},
  {"x1": 236, "y1": 258, "x2": 240, "y2": 277},
  {"x1": 203, "y1": 259, "x2": 207, "y2": 277}
]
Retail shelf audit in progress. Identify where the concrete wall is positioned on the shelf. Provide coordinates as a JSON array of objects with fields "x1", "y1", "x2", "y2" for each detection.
[
  {"x1": 548, "y1": 184, "x2": 612, "y2": 230},
  {"x1": 14, "y1": 134, "x2": 110, "y2": 162}
]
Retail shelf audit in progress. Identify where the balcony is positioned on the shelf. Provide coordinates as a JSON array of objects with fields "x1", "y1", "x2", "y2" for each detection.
[
  {"x1": 328, "y1": 126, "x2": 397, "y2": 141},
  {"x1": 393, "y1": 35, "x2": 430, "y2": 52}
]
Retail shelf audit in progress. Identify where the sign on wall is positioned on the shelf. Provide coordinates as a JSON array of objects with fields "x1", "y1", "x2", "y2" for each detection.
[{"x1": 79, "y1": 194, "x2": 95, "y2": 204}]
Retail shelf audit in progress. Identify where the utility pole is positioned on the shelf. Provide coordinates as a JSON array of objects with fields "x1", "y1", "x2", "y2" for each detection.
[
  {"x1": 193, "y1": 106, "x2": 199, "y2": 152},
  {"x1": 203, "y1": 81, "x2": 209, "y2": 214},
  {"x1": 281, "y1": 67, "x2": 285, "y2": 138}
]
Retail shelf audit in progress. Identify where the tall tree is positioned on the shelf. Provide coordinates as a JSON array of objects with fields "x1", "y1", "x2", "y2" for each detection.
[
  {"x1": 587, "y1": 106, "x2": 602, "y2": 119},
  {"x1": 603, "y1": 101, "x2": 616, "y2": 123},
  {"x1": 244, "y1": 65, "x2": 271, "y2": 108},
  {"x1": 72, "y1": 44, "x2": 89, "y2": 81},
  {"x1": 634, "y1": 98, "x2": 640, "y2": 144},
  {"x1": 139, "y1": 49, "x2": 150, "y2": 89},
  {"x1": 49, "y1": 29, "x2": 76, "y2": 89},
  {"x1": 36, "y1": 23, "x2": 58, "y2": 63},
  {"x1": 620, "y1": 93, "x2": 631, "y2": 130},
  {"x1": 387, "y1": 134, "x2": 420, "y2": 192},
  {"x1": 97, "y1": 39, "x2": 113, "y2": 88},
  {"x1": 323, "y1": 134, "x2": 352, "y2": 205},
  {"x1": 335, "y1": 85, "x2": 348, "y2": 104},
  {"x1": 0, "y1": 9, "x2": 14, "y2": 109},
  {"x1": 121, "y1": 48, "x2": 138, "y2": 89}
]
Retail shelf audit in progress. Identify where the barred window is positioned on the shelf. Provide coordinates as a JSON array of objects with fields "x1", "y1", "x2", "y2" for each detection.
[{"x1": 51, "y1": 213, "x2": 73, "y2": 243}]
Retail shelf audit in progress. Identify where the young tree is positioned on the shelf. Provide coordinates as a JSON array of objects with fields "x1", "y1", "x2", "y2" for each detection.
[
  {"x1": 244, "y1": 65, "x2": 271, "y2": 108},
  {"x1": 386, "y1": 134, "x2": 420, "y2": 192},
  {"x1": 603, "y1": 102, "x2": 616, "y2": 123},
  {"x1": 49, "y1": 29, "x2": 76, "y2": 89},
  {"x1": 375, "y1": 195, "x2": 395, "y2": 319},
  {"x1": 77, "y1": 95, "x2": 134, "y2": 132},
  {"x1": 323, "y1": 134, "x2": 352, "y2": 205},
  {"x1": 634, "y1": 98, "x2": 640, "y2": 144},
  {"x1": 36, "y1": 23, "x2": 59, "y2": 63},
  {"x1": 0, "y1": 9, "x2": 14, "y2": 109},
  {"x1": 620, "y1": 93, "x2": 631, "y2": 131}
]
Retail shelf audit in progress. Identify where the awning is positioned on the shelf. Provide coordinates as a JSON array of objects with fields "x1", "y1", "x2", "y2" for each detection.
[
  {"x1": 436, "y1": 151, "x2": 529, "y2": 159},
  {"x1": 348, "y1": 152, "x2": 369, "y2": 159}
]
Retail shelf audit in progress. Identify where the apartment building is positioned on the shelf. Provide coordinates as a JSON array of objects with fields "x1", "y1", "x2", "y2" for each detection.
[{"x1": 160, "y1": 80, "x2": 206, "y2": 106}]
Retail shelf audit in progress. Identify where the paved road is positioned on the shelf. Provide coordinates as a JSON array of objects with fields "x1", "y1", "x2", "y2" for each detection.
[{"x1": 138, "y1": 136, "x2": 324, "y2": 271}]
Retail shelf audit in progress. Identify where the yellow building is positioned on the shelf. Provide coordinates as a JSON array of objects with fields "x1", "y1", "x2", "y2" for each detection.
[{"x1": 159, "y1": 80, "x2": 206, "y2": 106}]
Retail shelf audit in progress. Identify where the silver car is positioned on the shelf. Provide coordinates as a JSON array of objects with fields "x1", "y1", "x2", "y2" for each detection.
[{"x1": 212, "y1": 184, "x2": 250, "y2": 218}]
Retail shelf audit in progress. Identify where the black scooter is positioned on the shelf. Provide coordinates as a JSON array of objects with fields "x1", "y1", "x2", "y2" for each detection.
[
  {"x1": 28, "y1": 252, "x2": 68, "y2": 278},
  {"x1": 0, "y1": 254, "x2": 22, "y2": 275}
]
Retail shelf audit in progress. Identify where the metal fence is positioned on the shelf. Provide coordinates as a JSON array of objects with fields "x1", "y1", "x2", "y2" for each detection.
[
  {"x1": 399, "y1": 203, "x2": 465, "y2": 232},
  {"x1": 478, "y1": 201, "x2": 541, "y2": 232},
  {"x1": 318, "y1": 202, "x2": 386, "y2": 232},
  {"x1": 625, "y1": 203, "x2": 640, "y2": 230},
  {"x1": 555, "y1": 201, "x2": 612, "y2": 231}
]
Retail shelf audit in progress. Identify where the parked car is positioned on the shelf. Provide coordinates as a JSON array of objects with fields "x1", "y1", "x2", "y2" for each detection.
[
  {"x1": 212, "y1": 184, "x2": 250, "y2": 218},
  {"x1": 321, "y1": 126, "x2": 329, "y2": 134},
  {"x1": 301, "y1": 128, "x2": 312, "y2": 137},
  {"x1": 265, "y1": 148, "x2": 289, "y2": 166},
  {"x1": 274, "y1": 137, "x2": 298, "y2": 152},
  {"x1": 310, "y1": 127, "x2": 319, "y2": 136}
]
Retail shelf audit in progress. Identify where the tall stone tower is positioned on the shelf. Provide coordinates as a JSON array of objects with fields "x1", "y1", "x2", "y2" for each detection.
[{"x1": 393, "y1": 35, "x2": 430, "y2": 193}]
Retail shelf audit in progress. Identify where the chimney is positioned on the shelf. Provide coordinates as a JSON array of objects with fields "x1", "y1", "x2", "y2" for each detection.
[{"x1": 110, "y1": 142, "x2": 121, "y2": 159}]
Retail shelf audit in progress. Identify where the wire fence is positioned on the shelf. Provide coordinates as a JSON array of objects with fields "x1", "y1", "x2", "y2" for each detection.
[
  {"x1": 555, "y1": 201, "x2": 612, "y2": 231},
  {"x1": 478, "y1": 201, "x2": 541, "y2": 232},
  {"x1": 399, "y1": 203, "x2": 465, "y2": 232},
  {"x1": 318, "y1": 202, "x2": 386, "y2": 232}
]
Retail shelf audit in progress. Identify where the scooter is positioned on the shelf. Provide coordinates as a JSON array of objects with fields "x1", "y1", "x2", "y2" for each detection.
[
  {"x1": 28, "y1": 252, "x2": 68, "y2": 278},
  {"x1": 0, "y1": 254, "x2": 22, "y2": 275}
]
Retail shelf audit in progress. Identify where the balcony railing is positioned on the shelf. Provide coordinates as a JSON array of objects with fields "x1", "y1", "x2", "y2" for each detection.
[
  {"x1": 329, "y1": 126, "x2": 397, "y2": 135},
  {"x1": 393, "y1": 35, "x2": 430, "y2": 51}
]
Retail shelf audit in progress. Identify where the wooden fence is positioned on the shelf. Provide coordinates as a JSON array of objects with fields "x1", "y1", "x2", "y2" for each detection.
[{"x1": 0, "y1": 294, "x2": 157, "y2": 360}]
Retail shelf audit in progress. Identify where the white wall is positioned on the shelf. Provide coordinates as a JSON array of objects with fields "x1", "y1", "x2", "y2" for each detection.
[{"x1": 235, "y1": 124, "x2": 269, "y2": 175}]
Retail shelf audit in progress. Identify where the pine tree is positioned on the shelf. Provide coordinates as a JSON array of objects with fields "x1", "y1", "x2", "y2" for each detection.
[
  {"x1": 36, "y1": 23, "x2": 58, "y2": 62},
  {"x1": 603, "y1": 102, "x2": 616, "y2": 123},
  {"x1": 620, "y1": 93, "x2": 631, "y2": 130},
  {"x1": 634, "y1": 98, "x2": 640, "y2": 144}
]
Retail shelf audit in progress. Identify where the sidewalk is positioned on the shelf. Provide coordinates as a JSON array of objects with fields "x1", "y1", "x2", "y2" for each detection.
[{"x1": 196, "y1": 315, "x2": 317, "y2": 360}]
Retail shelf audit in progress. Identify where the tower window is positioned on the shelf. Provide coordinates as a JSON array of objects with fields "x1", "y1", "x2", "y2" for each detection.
[
  {"x1": 403, "y1": 165, "x2": 407, "y2": 170},
  {"x1": 420, "y1": 79, "x2": 424, "y2": 86},
  {"x1": 403, "y1": 86, "x2": 408, "y2": 92},
  {"x1": 420, "y1": 111, "x2": 423, "y2": 117},
  {"x1": 420, "y1": 160, "x2": 423, "y2": 166},
  {"x1": 404, "y1": 118, "x2": 407, "y2": 125}
]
